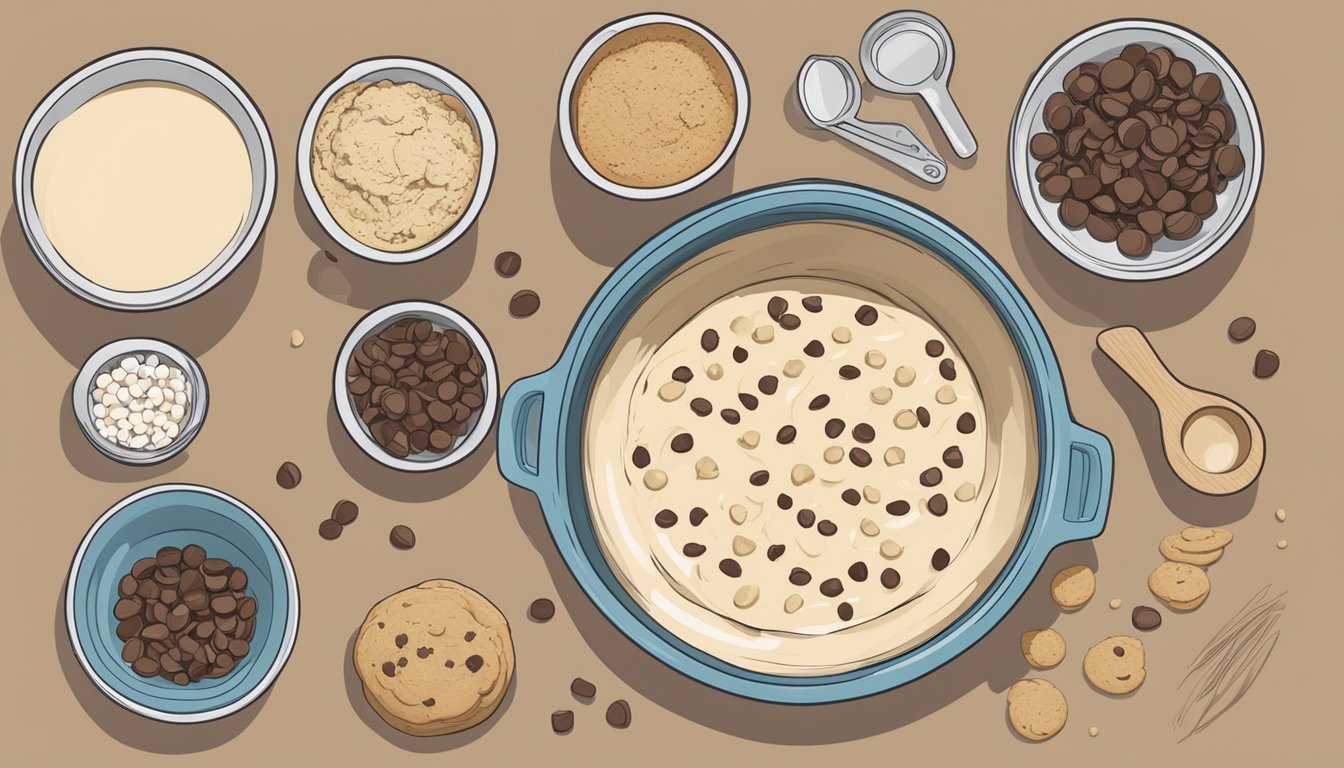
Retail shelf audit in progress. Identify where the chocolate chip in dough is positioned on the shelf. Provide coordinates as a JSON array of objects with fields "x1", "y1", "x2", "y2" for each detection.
[
  {"x1": 925, "y1": 340, "x2": 945, "y2": 357},
  {"x1": 689, "y1": 507, "x2": 708, "y2": 526},
  {"x1": 670, "y1": 433, "x2": 694, "y2": 453},
  {"x1": 701, "y1": 329, "x2": 720, "y2": 352},
  {"x1": 852, "y1": 423, "x2": 875, "y2": 443},
  {"x1": 465, "y1": 654, "x2": 484, "y2": 672},
  {"x1": 551, "y1": 710, "x2": 575, "y2": 734},
  {"x1": 732, "y1": 346, "x2": 749, "y2": 363},
  {"x1": 529, "y1": 598, "x2": 556, "y2": 622},
  {"x1": 1227, "y1": 316, "x2": 1256, "y2": 342},
  {"x1": 796, "y1": 509, "x2": 816, "y2": 528},
  {"x1": 880, "y1": 568, "x2": 901, "y2": 589},
  {"x1": 854, "y1": 305, "x2": 879, "y2": 326},
  {"x1": 931, "y1": 548, "x2": 951, "y2": 570},
  {"x1": 837, "y1": 602, "x2": 854, "y2": 621},
  {"x1": 1253, "y1": 349, "x2": 1280, "y2": 379},
  {"x1": 332, "y1": 500, "x2": 359, "y2": 526},
  {"x1": 776, "y1": 493, "x2": 792, "y2": 510},
  {"x1": 957, "y1": 413, "x2": 977, "y2": 434},
  {"x1": 1132, "y1": 605, "x2": 1163, "y2": 631},
  {"x1": 789, "y1": 567, "x2": 812, "y2": 586},
  {"x1": 631, "y1": 446, "x2": 651, "y2": 467},
  {"x1": 916, "y1": 407, "x2": 931, "y2": 428},
  {"x1": 942, "y1": 446, "x2": 964, "y2": 468},
  {"x1": 767, "y1": 296, "x2": 788, "y2": 319},
  {"x1": 776, "y1": 425, "x2": 797, "y2": 444},
  {"x1": 767, "y1": 544, "x2": 785, "y2": 561},
  {"x1": 758, "y1": 375, "x2": 778, "y2": 395},
  {"x1": 825, "y1": 418, "x2": 845, "y2": 438},
  {"x1": 719, "y1": 559, "x2": 742, "y2": 577},
  {"x1": 738, "y1": 392, "x2": 759, "y2": 410},
  {"x1": 849, "y1": 448, "x2": 871, "y2": 467},
  {"x1": 682, "y1": 542, "x2": 706, "y2": 557},
  {"x1": 779, "y1": 313, "x2": 801, "y2": 330},
  {"x1": 494, "y1": 250, "x2": 522, "y2": 277},
  {"x1": 848, "y1": 562, "x2": 869, "y2": 582},
  {"x1": 389, "y1": 525, "x2": 416, "y2": 550},
  {"x1": 571, "y1": 677, "x2": 597, "y2": 699},
  {"x1": 817, "y1": 520, "x2": 838, "y2": 537},
  {"x1": 672, "y1": 366, "x2": 695, "y2": 383},
  {"x1": 318, "y1": 519, "x2": 343, "y2": 540},
  {"x1": 808, "y1": 395, "x2": 830, "y2": 411},
  {"x1": 887, "y1": 500, "x2": 911, "y2": 516},
  {"x1": 841, "y1": 488, "x2": 861, "y2": 506},
  {"x1": 720, "y1": 408, "x2": 741, "y2": 424},
  {"x1": 509, "y1": 290, "x2": 541, "y2": 318},
  {"x1": 689, "y1": 397, "x2": 713, "y2": 417},
  {"x1": 275, "y1": 461, "x2": 301, "y2": 489},
  {"x1": 802, "y1": 296, "x2": 823, "y2": 313},
  {"x1": 939, "y1": 359, "x2": 956, "y2": 381},
  {"x1": 927, "y1": 494, "x2": 948, "y2": 516},
  {"x1": 605, "y1": 699, "x2": 632, "y2": 729},
  {"x1": 749, "y1": 470, "x2": 770, "y2": 486},
  {"x1": 804, "y1": 340, "x2": 825, "y2": 358},
  {"x1": 654, "y1": 509, "x2": 678, "y2": 528}
]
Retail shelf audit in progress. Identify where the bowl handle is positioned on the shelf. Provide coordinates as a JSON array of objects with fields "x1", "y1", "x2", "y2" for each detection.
[
  {"x1": 1045, "y1": 423, "x2": 1114, "y2": 545},
  {"x1": 497, "y1": 371, "x2": 551, "y2": 494}
]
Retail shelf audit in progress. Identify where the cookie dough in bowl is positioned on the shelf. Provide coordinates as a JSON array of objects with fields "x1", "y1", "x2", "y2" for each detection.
[{"x1": 585, "y1": 222, "x2": 1039, "y2": 675}]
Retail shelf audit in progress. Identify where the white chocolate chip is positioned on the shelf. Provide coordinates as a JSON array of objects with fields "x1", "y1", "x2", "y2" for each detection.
[
  {"x1": 729, "y1": 504, "x2": 748, "y2": 525},
  {"x1": 695, "y1": 457, "x2": 719, "y2": 479},
  {"x1": 290, "y1": 329, "x2": 305, "y2": 347},
  {"x1": 791, "y1": 464, "x2": 815, "y2": 485},
  {"x1": 935, "y1": 384, "x2": 957, "y2": 404},
  {"x1": 860, "y1": 518, "x2": 880, "y2": 537},
  {"x1": 870, "y1": 386, "x2": 892, "y2": 405},
  {"x1": 732, "y1": 535, "x2": 756, "y2": 556},
  {"x1": 1276, "y1": 539, "x2": 1288, "y2": 549},
  {"x1": 738, "y1": 430, "x2": 760, "y2": 449},
  {"x1": 658, "y1": 381, "x2": 686, "y2": 401},
  {"x1": 783, "y1": 594, "x2": 804, "y2": 614},
  {"x1": 752, "y1": 325, "x2": 774, "y2": 343},
  {"x1": 823, "y1": 446, "x2": 844, "y2": 464},
  {"x1": 863, "y1": 485, "x2": 881, "y2": 503},
  {"x1": 730, "y1": 316, "x2": 752, "y2": 335},
  {"x1": 831, "y1": 326, "x2": 852, "y2": 343},
  {"x1": 880, "y1": 540, "x2": 903, "y2": 559},
  {"x1": 884, "y1": 446, "x2": 906, "y2": 466},
  {"x1": 1275, "y1": 508, "x2": 1286, "y2": 522},
  {"x1": 783, "y1": 359, "x2": 804, "y2": 378},
  {"x1": 706, "y1": 363, "x2": 724, "y2": 381},
  {"x1": 894, "y1": 366, "x2": 916, "y2": 387},
  {"x1": 865, "y1": 350, "x2": 886, "y2": 368},
  {"x1": 733, "y1": 584, "x2": 760, "y2": 608},
  {"x1": 954, "y1": 482, "x2": 977, "y2": 502},
  {"x1": 1108, "y1": 598, "x2": 1122, "y2": 609},
  {"x1": 643, "y1": 469, "x2": 668, "y2": 490},
  {"x1": 894, "y1": 409, "x2": 918, "y2": 429}
]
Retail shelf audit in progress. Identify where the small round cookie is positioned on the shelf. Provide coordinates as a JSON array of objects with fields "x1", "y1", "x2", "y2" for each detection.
[
  {"x1": 1020, "y1": 628, "x2": 1067, "y2": 669},
  {"x1": 1050, "y1": 565, "x2": 1095, "y2": 609},
  {"x1": 1159, "y1": 534, "x2": 1223, "y2": 566},
  {"x1": 1174, "y1": 526, "x2": 1233, "y2": 553},
  {"x1": 1007, "y1": 678, "x2": 1068, "y2": 741},
  {"x1": 354, "y1": 580, "x2": 515, "y2": 736},
  {"x1": 1148, "y1": 561, "x2": 1211, "y2": 609},
  {"x1": 1083, "y1": 635, "x2": 1146, "y2": 694}
]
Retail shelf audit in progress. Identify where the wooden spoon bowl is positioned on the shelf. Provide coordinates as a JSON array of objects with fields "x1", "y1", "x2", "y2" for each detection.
[{"x1": 1098, "y1": 326, "x2": 1264, "y2": 496}]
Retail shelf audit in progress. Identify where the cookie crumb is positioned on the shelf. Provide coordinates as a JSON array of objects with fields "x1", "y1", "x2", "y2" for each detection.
[
  {"x1": 529, "y1": 598, "x2": 556, "y2": 622},
  {"x1": 1275, "y1": 508, "x2": 1286, "y2": 522},
  {"x1": 1276, "y1": 539, "x2": 1288, "y2": 550},
  {"x1": 290, "y1": 329, "x2": 304, "y2": 347},
  {"x1": 1088, "y1": 726, "x2": 1099, "y2": 737},
  {"x1": 1108, "y1": 598, "x2": 1122, "y2": 609}
]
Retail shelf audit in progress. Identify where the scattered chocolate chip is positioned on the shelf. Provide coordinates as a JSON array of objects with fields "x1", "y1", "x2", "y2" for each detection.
[
  {"x1": 887, "y1": 500, "x2": 911, "y2": 516},
  {"x1": 943, "y1": 446, "x2": 964, "y2": 468},
  {"x1": 671, "y1": 366, "x2": 694, "y2": 383},
  {"x1": 749, "y1": 470, "x2": 770, "y2": 486},
  {"x1": 682, "y1": 542, "x2": 706, "y2": 557},
  {"x1": 395, "y1": 633, "x2": 409, "y2": 648},
  {"x1": 670, "y1": 433, "x2": 694, "y2": 453},
  {"x1": 789, "y1": 567, "x2": 812, "y2": 586},
  {"x1": 318, "y1": 519, "x2": 343, "y2": 540},
  {"x1": 767, "y1": 296, "x2": 788, "y2": 319},
  {"x1": 494, "y1": 250, "x2": 522, "y2": 277},
  {"x1": 654, "y1": 509, "x2": 678, "y2": 528},
  {"x1": 839, "y1": 364, "x2": 861, "y2": 380},
  {"x1": 382, "y1": 661, "x2": 396, "y2": 677},
  {"x1": 776, "y1": 425, "x2": 797, "y2": 444},
  {"x1": 837, "y1": 602, "x2": 854, "y2": 621},
  {"x1": 1132, "y1": 605, "x2": 1163, "y2": 631},
  {"x1": 689, "y1": 398, "x2": 713, "y2": 416},
  {"x1": 880, "y1": 568, "x2": 901, "y2": 589},
  {"x1": 808, "y1": 395, "x2": 830, "y2": 410},
  {"x1": 417, "y1": 646, "x2": 434, "y2": 658},
  {"x1": 925, "y1": 340, "x2": 945, "y2": 357},
  {"x1": 1253, "y1": 349, "x2": 1279, "y2": 379},
  {"x1": 939, "y1": 359, "x2": 956, "y2": 380},
  {"x1": 1227, "y1": 316, "x2": 1255, "y2": 342},
  {"x1": 551, "y1": 709, "x2": 574, "y2": 734},
  {"x1": 732, "y1": 346, "x2": 748, "y2": 363},
  {"x1": 689, "y1": 507, "x2": 708, "y2": 526},
  {"x1": 332, "y1": 499, "x2": 359, "y2": 526},
  {"x1": 841, "y1": 488, "x2": 861, "y2": 505},
  {"x1": 817, "y1": 519, "x2": 838, "y2": 536},
  {"x1": 849, "y1": 448, "x2": 871, "y2": 467},
  {"x1": 848, "y1": 562, "x2": 869, "y2": 581},
  {"x1": 529, "y1": 598, "x2": 556, "y2": 622},
  {"x1": 804, "y1": 340, "x2": 825, "y2": 357},
  {"x1": 957, "y1": 412, "x2": 977, "y2": 433},
  {"x1": 802, "y1": 296, "x2": 823, "y2": 313},
  {"x1": 796, "y1": 509, "x2": 816, "y2": 528},
  {"x1": 571, "y1": 677, "x2": 597, "y2": 698},
  {"x1": 738, "y1": 392, "x2": 759, "y2": 410},
  {"x1": 928, "y1": 494, "x2": 948, "y2": 516},
  {"x1": 852, "y1": 423, "x2": 875, "y2": 443},
  {"x1": 631, "y1": 446, "x2": 650, "y2": 467},
  {"x1": 920, "y1": 467, "x2": 942, "y2": 486},
  {"x1": 767, "y1": 544, "x2": 785, "y2": 561},
  {"x1": 465, "y1": 654, "x2": 484, "y2": 672},
  {"x1": 758, "y1": 375, "x2": 778, "y2": 395},
  {"x1": 916, "y1": 407, "x2": 931, "y2": 428},
  {"x1": 701, "y1": 329, "x2": 719, "y2": 352},
  {"x1": 509, "y1": 290, "x2": 541, "y2": 318},
  {"x1": 720, "y1": 408, "x2": 741, "y2": 424},
  {"x1": 776, "y1": 493, "x2": 793, "y2": 509},
  {"x1": 779, "y1": 313, "x2": 801, "y2": 330},
  {"x1": 389, "y1": 525, "x2": 416, "y2": 550},
  {"x1": 719, "y1": 559, "x2": 742, "y2": 577},
  {"x1": 932, "y1": 548, "x2": 951, "y2": 570},
  {"x1": 276, "y1": 461, "x2": 301, "y2": 489},
  {"x1": 854, "y1": 305, "x2": 879, "y2": 326},
  {"x1": 605, "y1": 699, "x2": 631, "y2": 729},
  {"x1": 825, "y1": 418, "x2": 845, "y2": 438}
]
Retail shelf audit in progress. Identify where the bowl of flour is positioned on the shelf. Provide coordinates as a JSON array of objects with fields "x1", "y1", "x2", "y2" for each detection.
[{"x1": 15, "y1": 49, "x2": 276, "y2": 311}]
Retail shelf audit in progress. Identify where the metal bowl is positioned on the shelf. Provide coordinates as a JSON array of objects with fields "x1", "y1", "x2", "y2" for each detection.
[
  {"x1": 333, "y1": 301, "x2": 499, "y2": 471},
  {"x1": 72, "y1": 338, "x2": 208, "y2": 466},
  {"x1": 1009, "y1": 20, "x2": 1263, "y2": 281},
  {"x1": 558, "y1": 13, "x2": 750, "y2": 200},
  {"x1": 15, "y1": 48, "x2": 275, "y2": 310},
  {"x1": 297, "y1": 58, "x2": 497, "y2": 264}
]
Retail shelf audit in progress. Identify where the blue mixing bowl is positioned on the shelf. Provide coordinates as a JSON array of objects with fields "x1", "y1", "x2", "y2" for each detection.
[
  {"x1": 498, "y1": 180, "x2": 1112, "y2": 703},
  {"x1": 65, "y1": 484, "x2": 298, "y2": 722}
]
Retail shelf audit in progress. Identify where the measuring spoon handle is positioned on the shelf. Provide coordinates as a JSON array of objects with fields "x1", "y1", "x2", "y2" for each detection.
[
  {"x1": 829, "y1": 119, "x2": 947, "y2": 184},
  {"x1": 1097, "y1": 326, "x2": 1188, "y2": 408},
  {"x1": 921, "y1": 83, "x2": 976, "y2": 159}
]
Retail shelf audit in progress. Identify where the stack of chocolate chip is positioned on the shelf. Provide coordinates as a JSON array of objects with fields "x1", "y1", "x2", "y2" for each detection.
[
  {"x1": 113, "y1": 545, "x2": 256, "y2": 685},
  {"x1": 346, "y1": 318, "x2": 486, "y2": 458},
  {"x1": 1030, "y1": 44, "x2": 1246, "y2": 257}
]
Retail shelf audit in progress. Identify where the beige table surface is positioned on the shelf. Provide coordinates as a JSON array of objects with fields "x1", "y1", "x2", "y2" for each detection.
[{"x1": 2, "y1": 0, "x2": 1340, "y2": 765}]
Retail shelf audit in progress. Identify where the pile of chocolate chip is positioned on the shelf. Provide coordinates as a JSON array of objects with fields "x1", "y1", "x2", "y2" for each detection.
[
  {"x1": 346, "y1": 317, "x2": 487, "y2": 458},
  {"x1": 1029, "y1": 44, "x2": 1246, "y2": 257},
  {"x1": 113, "y1": 545, "x2": 256, "y2": 685}
]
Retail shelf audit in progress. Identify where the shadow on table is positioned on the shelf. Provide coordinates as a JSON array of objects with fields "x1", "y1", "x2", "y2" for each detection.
[
  {"x1": 59, "y1": 380, "x2": 188, "y2": 483},
  {"x1": 296, "y1": 182, "x2": 478, "y2": 308},
  {"x1": 508, "y1": 484, "x2": 1086, "y2": 744},
  {"x1": 1093, "y1": 347, "x2": 1258, "y2": 525},
  {"x1": 55, "y1": 579, "x2": 266, "y2": 753},
  {"x1": 325, "y1": 398, "x2": 496, "y2": 503},
  {"x1": 1003, "y1": 176, "x2": 1253, "y2": 331},
  {"x1": 2, "y1": 205, "x2": 263, "y2": 367},
  {"x1": 549, "y1": 122, "x2": 736, "y2": 269}
]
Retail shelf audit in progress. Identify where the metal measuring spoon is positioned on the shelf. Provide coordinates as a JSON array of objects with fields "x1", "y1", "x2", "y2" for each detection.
[
  {"x1": 797, "y1": 55, "x2": 946, "y2": 184},
  {"x1": 860, "y1": 11, "x2": 977, "y2": 159}
]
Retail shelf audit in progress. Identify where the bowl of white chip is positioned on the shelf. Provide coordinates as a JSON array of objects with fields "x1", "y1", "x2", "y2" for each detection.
[{"x1": 73, "y1": 338, "x2": 209, "y2": 465}]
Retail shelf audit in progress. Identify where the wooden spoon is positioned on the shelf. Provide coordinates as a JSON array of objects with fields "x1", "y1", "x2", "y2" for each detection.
[{"x1": 1097, "y1": 326, "x2": 1264, "y2": 496}]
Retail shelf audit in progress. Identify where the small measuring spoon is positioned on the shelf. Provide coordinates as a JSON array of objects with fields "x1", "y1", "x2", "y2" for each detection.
[
  {"x1": 860, "y1": 11, "x2": 977, "y2": 159},
  {"x1": 1098, "y1": 326, "x2": 1265, "y2": 496},
  {"x1": 797, "y1": 55, "x2": 946, "y2": 184}
]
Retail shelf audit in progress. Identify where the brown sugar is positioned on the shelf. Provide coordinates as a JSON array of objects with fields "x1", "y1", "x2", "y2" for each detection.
[{"x1": 575, "y1": 28, "x2": 736, "y2": 188}]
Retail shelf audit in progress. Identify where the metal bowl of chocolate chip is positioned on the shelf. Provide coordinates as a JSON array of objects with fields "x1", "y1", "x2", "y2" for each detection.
[
  {"x1": 65, "y1": 484, "x2": 298, "y2": 723},
  {"x1": 1010, "y1": 20, "x2": 1262, "y2": 280},
  {"x1": 334, "y1": 300, "x2": 498, "y2": 471}
]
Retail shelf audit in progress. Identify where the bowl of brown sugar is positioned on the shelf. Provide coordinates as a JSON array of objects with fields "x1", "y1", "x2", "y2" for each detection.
[{"x1": 559, "y1": 14, "x2": 749, "y2": 200}]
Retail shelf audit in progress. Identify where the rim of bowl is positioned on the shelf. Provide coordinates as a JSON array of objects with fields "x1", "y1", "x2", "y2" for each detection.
[
  {"x1": 1008, "y1": 19, "x2": 1263, "y2": 281},
  {"x1": 296, "y1": 57, "x2": 497, "y2": 264},
  {"x1": 558, "y1": 13, "x2": 750, "y2": 200},
  {"x1": 13, "y1": 48, "x2": 276, "y2": 311},
  {"x1": 65, "y1": 483, "x2": 299, "y2": 723},
  {"x1": 333, "y1": 300, "x2": 499, "y2": 471},
  {"x1": 72, "y1": 338, "x2": 209, "y2": 466}
]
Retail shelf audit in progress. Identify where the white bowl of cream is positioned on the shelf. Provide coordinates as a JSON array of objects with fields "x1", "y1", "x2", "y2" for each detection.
[{"x1": 15, "y1": 49, "x2": 275, "y2": 311}]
